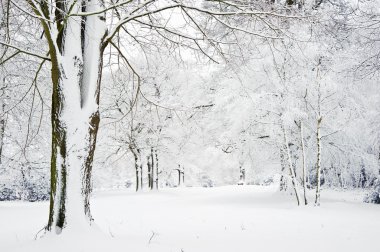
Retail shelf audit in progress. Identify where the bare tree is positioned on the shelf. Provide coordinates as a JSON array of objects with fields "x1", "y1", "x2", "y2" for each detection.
[
  {"x1": 0, "y1": 0, "x2": 9, "y2": 164},
  {"x1": 282, "y1": 122, "x2": 300, "y2": 205},
  {"x1": 1, "y1": 0, "x2": 293, "y2": 232},
  {"x1": 296, "y1": 120, "x2": 308, "y2": 205}
]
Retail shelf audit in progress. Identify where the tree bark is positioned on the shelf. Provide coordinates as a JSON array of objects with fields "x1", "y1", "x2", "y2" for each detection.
[
  {"x1": 315, "y1": 117, "x2": 322, "y2": 206},
  {"x1": 279, "y1": 147, "x2": 288, "y2": 191},
  {"x1": 130, "y1": 147, "x2": 140, "y2": 191},
  {"x1": 239, "y1": 165, "x2": 245, "y2": 185},
  {"x1": 286, "y1": 0, "x2": 295, "y2": 5},
  {"x1": 299, "y1": 121, "x2": 308, "y2": 205},
  {"x1": 0, "y1": 0, "x2": 9, "y2": 165},
  {"x1": 140, "y1": 162, "x2": 143, "y2": 190},
  {"x1": 182, "y1": 166, "x2": 185, "y2": 185},
  {"x1": 282, "y1": 124, "x2": 300, "y2": 205},
  {"x1": 147, "y1": 155, "x2": 152, "y2": 189},
  {"x1": 150, "y1": 147, "x2": 154, "y2": 190},
  {"x1": 0, "y1": 76, "x2": 5, "y2": 165},
  {"x1": 177, "y1": 165, "x2": 181, "y2": 186},
  {"x1": 38, "y1": 1, "x2": 107, "y2": 232},
  {"x1": 155, "y1": 149, "x2": 159, "y2": 189}
]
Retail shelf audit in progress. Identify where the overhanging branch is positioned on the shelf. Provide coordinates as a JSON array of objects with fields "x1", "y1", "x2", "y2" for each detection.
[{"x1": 0, "y1": 41, "x2": 50, "y2": 61}]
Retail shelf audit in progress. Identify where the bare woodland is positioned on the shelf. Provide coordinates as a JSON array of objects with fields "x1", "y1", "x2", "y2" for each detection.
[{"x1": 0, "y1": 0, "x2": 379, "y2": 236}]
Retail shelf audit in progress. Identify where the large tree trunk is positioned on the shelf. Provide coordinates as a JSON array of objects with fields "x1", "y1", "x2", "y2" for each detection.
[{"x1": 45, "y1": 1, "x2": 107, "y2": 232}]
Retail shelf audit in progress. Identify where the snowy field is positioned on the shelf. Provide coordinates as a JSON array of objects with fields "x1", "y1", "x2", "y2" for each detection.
[{"x1": 1, "y1": 185, "x2": 379, "y2": 252}]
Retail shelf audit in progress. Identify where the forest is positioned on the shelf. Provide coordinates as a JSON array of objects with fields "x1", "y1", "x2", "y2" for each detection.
[{"x1": 0, "y1": 0, "x2": 379, "y2": 252}]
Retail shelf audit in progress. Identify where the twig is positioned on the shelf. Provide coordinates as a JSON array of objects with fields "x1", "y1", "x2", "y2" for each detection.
[{"x1": 148, "y1": 230, "x2": 157, "y2": 244}]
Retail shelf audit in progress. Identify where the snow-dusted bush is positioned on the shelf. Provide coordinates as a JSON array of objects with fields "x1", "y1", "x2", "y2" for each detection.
[
  {"x1": 0, "y1": 164, "x2": 49, "y2": 202},
  {"x1": 364, "y1": 178, "x2": 380, "y2": 204}
]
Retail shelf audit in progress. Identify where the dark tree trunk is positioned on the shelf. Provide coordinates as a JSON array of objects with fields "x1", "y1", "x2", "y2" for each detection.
[
  {"x1": 0, "y1": 98, "x2": 5, "y2": 165},
  {"x1": 177, "y1": 165, "x2": 181, "y2": 186},
  {"x1": 239, "y1": 166, "x2": 245, "y2": 185},
  {"x1": 140, "y1": 164, "x2": 143, "y2": 190},
  {"x1": 150, "y1": 147, "x2": 154, "y2": 190},
  {"x1": 155, "y1": 149, "x2": 159, "y2": 189},
  {"x1": 147, "y1": 156, "x2": 152, "y2": 189},
  {"x1": 279, "y1": 148, "x2": 287, "y2": 191},
  {"x1": 182, "y1": 166, "x2": 185, "y2": 184},
  {"x1": 315, "y1": 117, "x2": 322, "y2": 206},
  {"x1": 131, "y1": 147, "x2": 139, "y2": 191}
]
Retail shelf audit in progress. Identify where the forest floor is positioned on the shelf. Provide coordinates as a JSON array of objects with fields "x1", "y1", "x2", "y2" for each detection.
[{"x1": 0, "y1": 185, "x2": 379, "y2": 252}]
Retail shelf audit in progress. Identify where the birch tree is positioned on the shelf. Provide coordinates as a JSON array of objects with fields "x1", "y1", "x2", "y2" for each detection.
[
  {"x1": 296, "y1": 120, "x2": 307, "y2": 205},
  {"x1": 0, "y1": 0, "x2": 9, "y2": 164},
  {"x1": 281, "y1": 122, "x2": 300, "y2": 205}
]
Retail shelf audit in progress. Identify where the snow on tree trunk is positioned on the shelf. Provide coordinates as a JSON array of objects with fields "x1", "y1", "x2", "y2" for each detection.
[
  {"x1": 130, "y1": 147, "x2": 140, "y2": 191},
  {"x1": 279, "y1": 147, "x2": 288, "y2": 191},
  {"x1": 0, "y1": 0, "x2": 8, "y2": 165},
  {"x1": 282, "y1": 123, "x2": 300, "y2": 205},
  {"x1": 46, "y1": 1, "x2": 107, "y2": 232},
  {"x1": 238, "y1": 165, "x2": 246, "y2": 185},
  {"x1": 299, "y1": 121, "x2": 308, "y2": 205},
  {"x1": 0, "y1": 68, "x2": 5, "y2": 165},
  {"x1": 315, "y1": 116, "x2": 322, "y2": 206}
]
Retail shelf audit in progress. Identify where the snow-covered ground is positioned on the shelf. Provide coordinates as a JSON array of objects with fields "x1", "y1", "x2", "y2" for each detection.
[{"x1": 0, "y1": 185, "x2": 378, "y2": 252}]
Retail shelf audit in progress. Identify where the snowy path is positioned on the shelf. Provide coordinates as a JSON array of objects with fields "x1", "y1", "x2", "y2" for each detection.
[{"x1": 0, "y1": 185, "x2": 379, "y2": 252}]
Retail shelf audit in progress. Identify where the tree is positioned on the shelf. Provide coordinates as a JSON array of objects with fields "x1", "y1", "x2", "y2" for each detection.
[
  {"x1": 0, "y1": 0, "x2": 8, "y2": 165},
  {"x1": 295, "y1": 120, "x2": 308, "y2": 205},
  {"x1": 1, "y1": 0, "x2": 289, "y2": 232}
]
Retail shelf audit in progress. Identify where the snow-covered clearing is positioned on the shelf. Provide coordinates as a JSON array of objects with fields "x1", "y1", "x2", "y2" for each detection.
[{"x1": 1, "y1": 185, "x2": 378, "y2": 252}]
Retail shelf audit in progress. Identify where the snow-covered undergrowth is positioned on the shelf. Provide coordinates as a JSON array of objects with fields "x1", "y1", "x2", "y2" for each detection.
[{"x1": 1, "y1": 185, "x2": 378, "y2": 252}]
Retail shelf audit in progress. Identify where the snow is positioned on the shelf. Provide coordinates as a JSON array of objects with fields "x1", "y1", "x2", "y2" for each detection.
[
  {"x1": 1, "y1": 185, "x2": 379, "y2": 252},
  {"x1": 81, "y1": 1, "x2": 107, "y2": 113}
]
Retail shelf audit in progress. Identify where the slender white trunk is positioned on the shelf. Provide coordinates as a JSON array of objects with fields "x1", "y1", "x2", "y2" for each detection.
[
  {"x1": 315, "y1": 117, "x2": 322, "y2": 206},
  {"x1": 279, "y1": 147, "x2": 288, "y2": 191},
  {"x1": 299, "y1": 121, "x2": 308, "y2": 205},
  {"x1": 0, "y1": 0, "x2": 9, "y2": 165},
  {"x1": 314, "y1": 57, "x2": 323, "y2": 206},
  {"x1": 0, "y1": 70, "x2": 5, "y2": 164},
  {"x1": 282, "y1": 123, "x2": 300, "y2": 205},
  {"x1": 0, "y1": 78, "x2": 5, "y2": 165}
]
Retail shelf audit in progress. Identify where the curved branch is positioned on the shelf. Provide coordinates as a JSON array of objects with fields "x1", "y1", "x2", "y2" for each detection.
[{"x1": 0, "y1": 41, "x2": 50, "y2": 61}]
